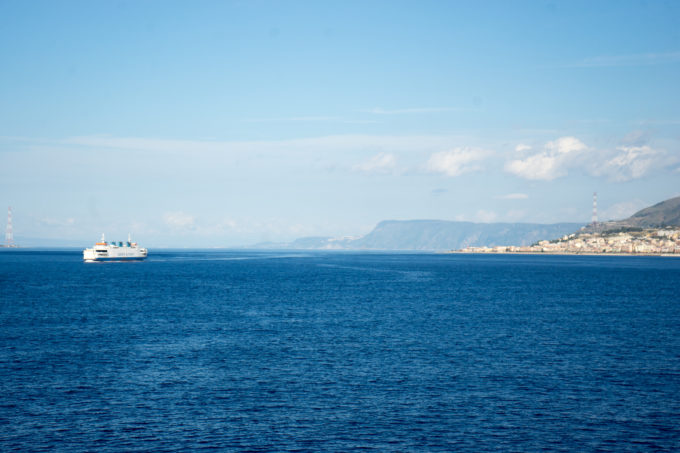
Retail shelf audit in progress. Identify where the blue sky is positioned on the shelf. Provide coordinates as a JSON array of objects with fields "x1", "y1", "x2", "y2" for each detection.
[{"x1": 1, "y1": 0, "x2": 679, "y2": 246}]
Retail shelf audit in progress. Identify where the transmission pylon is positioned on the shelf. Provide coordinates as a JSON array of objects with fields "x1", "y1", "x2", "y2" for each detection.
[{"x1": 5, "y1": 206, "x2": 14, "y2": 247}]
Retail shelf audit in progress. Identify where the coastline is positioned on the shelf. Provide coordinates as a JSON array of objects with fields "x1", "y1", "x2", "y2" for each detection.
[{"x1": 448, "y1": 250, "x2": 680, "y2": 257}]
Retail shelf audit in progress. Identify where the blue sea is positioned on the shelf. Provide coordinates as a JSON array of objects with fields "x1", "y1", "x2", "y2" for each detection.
[{"x1": 1, "y1": 250, "x2": 679, "y2": 452}]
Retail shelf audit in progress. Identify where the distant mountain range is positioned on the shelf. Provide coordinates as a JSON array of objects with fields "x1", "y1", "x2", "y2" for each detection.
[
  {"x1": 258, "y1": 195, "x2": 680, "y2": 251},
  {"x1": 255, "y1": 220, "x2": 584, "y2": 251}
]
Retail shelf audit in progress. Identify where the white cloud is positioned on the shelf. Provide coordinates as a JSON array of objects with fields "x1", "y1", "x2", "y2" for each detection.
[
  {"x1": 595, "y1": 145, "x2": 665, "y2": 182},
  {"x1": 515, "y1": 144, "x2": 532, "y2": 152},
  {"x1": 244, "y1": 116, "x2": 382, "y2": 125},
  {"x1": 620, "y1": 130, "x2": 650, "y2": 146},
  {"x1": 600, "y1": 200, "x2": 647, "y2": 221},
  {"x1": 245, "y1": 116, "x2": 341, "y2": 122},
  {"x1": 568, "y1": 51, "x2": 680, "y2": 68},
  {"x1": 475, "y1": 210, "x2": 498, "y2": 223},
  {"x1": 425, "y1": 147, "x2": 489, "y2": 177},
  {"x1": 353, "y1": 152, "x2": 397, "y2": 174},
  {"x1": 57, "y1": 134, "x2": 464, "y2": 156},
  {"x1": 366, "y1": 107, "x2": 459, "y2": 115},
  {"x1": 507, "y1": 135, "x2": 678, "y2": 182},
  {"x1": 219, "y1": 219, "x2": 238, "y2": 229},
  {"x1": 505, "y1": 209, "x2": 527, "y2": 221},
  {"x1": 505, "y1": 153, "x2": 562, "y2": 180},
  {"x1": 505, "y1": 136, "x2": 587, "y2": 180},
  {"x1": 496, "y1": 193, "x2": 528, "y2": 200},
  {"x1": 163, "y1": 211, "x2": 195, "y2": 229},
  {"x1": 545, "y1": 136, "x2": 588, "y2": 155},
  {"x1": 637, "y1": 119, "x2": 680, "y2": 126},
  {"x1": 39, "y1": 217, "x2": 76, "y2": 227}
]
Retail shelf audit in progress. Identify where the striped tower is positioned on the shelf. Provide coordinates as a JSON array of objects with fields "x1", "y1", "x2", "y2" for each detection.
[
  {"x1": 591, "y1": 192, "x2": 598, "y2": 226},
  {"x1": 5, "y1": 206, "x2": 14, "y2": 247}
]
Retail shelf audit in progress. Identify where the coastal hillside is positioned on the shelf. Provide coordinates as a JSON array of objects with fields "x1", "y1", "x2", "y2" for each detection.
[
  {"x1": 623, "y1": 196, "x2": 680, "y2": 227},
  {"x1": 585, "y1": 195, "x2": 680, "y2": 232},
  {"x1": 267, "y1": 220, "x2": 583, "y2": 251}
]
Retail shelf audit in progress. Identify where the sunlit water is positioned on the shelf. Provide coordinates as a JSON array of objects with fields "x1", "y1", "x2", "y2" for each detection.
[{"x1": 1, "y1": 250, "x2": 679, "y2": 451}]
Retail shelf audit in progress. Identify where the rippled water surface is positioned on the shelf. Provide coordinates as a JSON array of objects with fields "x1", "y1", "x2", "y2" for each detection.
[{"x1": 1, "y1": 250, "x2": 679, "y2": 451}]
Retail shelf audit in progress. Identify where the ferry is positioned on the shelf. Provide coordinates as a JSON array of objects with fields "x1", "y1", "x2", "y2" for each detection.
[{"x1": 83, "y1": 234, "x2": 148, "y2": 262}]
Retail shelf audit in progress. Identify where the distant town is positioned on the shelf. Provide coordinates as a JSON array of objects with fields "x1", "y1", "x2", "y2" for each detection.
[{"x1": 456, "y1": 228, "x2": 680, "y2": 256}]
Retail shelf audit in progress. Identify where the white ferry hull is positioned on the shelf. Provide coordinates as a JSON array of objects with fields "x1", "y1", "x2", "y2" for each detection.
[
  {"x1": 83, "y1": 234, "x2": 148, "y2": 262},
  {"x1": 84, "y1": 255, "x2": 147, "y2": 262}
]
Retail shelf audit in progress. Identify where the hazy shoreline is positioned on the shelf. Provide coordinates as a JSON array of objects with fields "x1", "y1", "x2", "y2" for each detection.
[{"x1": 448, "y1": 251, "x2": 680, "y2": 257}]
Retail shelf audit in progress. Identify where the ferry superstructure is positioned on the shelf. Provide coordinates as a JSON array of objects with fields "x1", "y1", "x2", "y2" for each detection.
[{"x1": 83, "y1": 234, "x2": 148, "y2": 261}]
